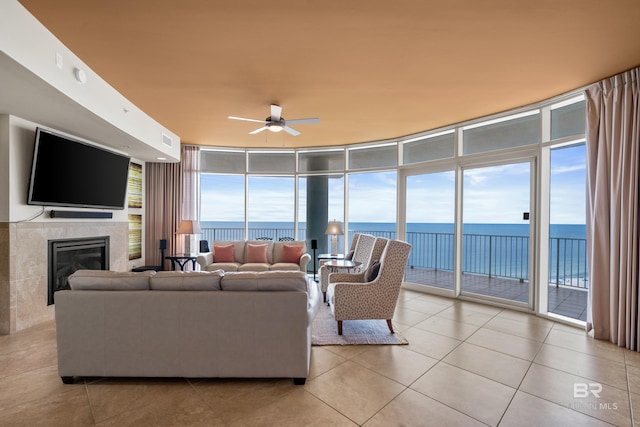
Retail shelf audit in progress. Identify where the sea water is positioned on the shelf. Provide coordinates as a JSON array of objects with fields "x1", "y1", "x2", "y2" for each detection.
[{"x1": 200, "y1": 221, "x2": 587, "y2": 284}]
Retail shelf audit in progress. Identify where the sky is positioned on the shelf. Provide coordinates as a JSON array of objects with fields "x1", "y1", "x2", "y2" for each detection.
[{"x1": 200, "y1": 143, "x2": 586, "y2": 225}]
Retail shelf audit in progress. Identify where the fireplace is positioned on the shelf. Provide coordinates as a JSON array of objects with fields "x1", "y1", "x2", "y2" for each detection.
[{"x1": 48, "y1": 236, "x2": 110, "y2": 305}]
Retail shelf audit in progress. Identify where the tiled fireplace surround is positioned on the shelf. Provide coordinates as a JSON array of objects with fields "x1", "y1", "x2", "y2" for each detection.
[{"x1": 0, "y1": 221, "x2": 128, "y2": 335}]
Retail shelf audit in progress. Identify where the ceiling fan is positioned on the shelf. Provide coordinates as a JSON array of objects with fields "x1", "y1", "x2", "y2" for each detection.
[{"x1": 229, "y1": 104, "x2": 320, "y2": 136}]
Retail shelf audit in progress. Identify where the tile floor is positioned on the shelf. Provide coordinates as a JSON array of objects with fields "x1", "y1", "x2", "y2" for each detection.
[{"x1": 0, "y1": 288, "x2": 637, "y2": 426}]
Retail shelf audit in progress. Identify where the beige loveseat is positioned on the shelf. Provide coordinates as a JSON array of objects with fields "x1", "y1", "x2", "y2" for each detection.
[
  {"x1": 55, "y1": 269, "x2": 320, "y2": 385},
  {"x1": 197, "y1": 240, "x2": 311, "y2": 273}
]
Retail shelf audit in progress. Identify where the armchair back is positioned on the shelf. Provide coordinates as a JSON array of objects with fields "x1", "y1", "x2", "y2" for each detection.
[{"x1": 330, "y1": 239, "x2": 412, "y2": 323}]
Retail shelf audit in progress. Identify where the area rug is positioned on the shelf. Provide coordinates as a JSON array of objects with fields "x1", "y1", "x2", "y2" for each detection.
[{"x1": 311, "y1": 304, "x2": 409, "y2": 346}]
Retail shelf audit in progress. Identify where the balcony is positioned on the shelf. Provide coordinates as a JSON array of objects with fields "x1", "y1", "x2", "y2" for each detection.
[{"x1": 200, "y1": 227, "x2": 588, "y2": 321}]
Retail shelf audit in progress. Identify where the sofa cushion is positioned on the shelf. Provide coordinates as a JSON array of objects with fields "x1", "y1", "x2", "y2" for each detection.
[
  {"x1": 246, "y1": 240, "x2": 274, "y2": 264},
  {"x1": 212, "y1": 241, "x2": 247, "y2": 263},
  {"x1": 206, "y1": 262, "x2": 240, "y2": 272},
  {"x1": 246, "y1": 243, "x2": 268, "y2": 263},
  {"x1": 273, "y1": 241, "x2": 305, "y2": 264},
  {"x1": 221, "y1": 271, "x2": 308, "y2": 292},
  {"x1": 239, "y1": 263, "x2": 270, "y2": 272},
  {"x1": 150, "y1": 270, "x2": 223, "y2": 291},
  {"x1": 68, "y1": 270, "x2": 153, "y2": 290},
  {"x1": 213, "y1": 244, "x2": 235, "y2": 262},
  {"x1": 281, "y1": 244, "x2": 304, "y2": 263},
  {"x1": 269, "y1": 263, "x2": 302, "y2": 271}
]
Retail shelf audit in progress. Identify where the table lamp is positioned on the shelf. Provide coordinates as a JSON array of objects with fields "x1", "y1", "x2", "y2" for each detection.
[
  {"x1": 325, "y1": 220, "x2": 344, "y2": 255},
  {"x1": 176, "y1": 220, "x2": 201, "y2": 254}
]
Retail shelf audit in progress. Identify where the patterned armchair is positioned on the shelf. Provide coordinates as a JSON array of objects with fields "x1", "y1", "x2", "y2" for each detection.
[
  {"x1": 319, "y1": 233, "x2": 378, "y2": 302},
  {"x1": 327, "y1": 239, "x2": 412, "y2": 335}
]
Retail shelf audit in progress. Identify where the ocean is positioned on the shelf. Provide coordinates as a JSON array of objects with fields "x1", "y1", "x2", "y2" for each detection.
[
  {"x1": 200, "y1": 221, "x2": 587, "y2": 284},
  {"x1": 200, "y1": 221, "x2": 585, "y2": 239}
]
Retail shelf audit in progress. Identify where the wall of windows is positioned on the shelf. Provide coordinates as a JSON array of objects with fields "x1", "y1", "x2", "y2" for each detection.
[{"x1": 198, "y1": 92, "x2": 587, "y2": 323}]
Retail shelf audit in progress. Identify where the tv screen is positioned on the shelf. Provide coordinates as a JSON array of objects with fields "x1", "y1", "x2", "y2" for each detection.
[{"x1": 28, "y1": 128, "x2": 131, "y2": 210}]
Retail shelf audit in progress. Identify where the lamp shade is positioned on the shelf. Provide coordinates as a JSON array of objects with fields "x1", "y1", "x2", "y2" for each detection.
[
  {"x1": 325, "y1": 220, "x2": 344, "y2": 235},
  {"x1": 176, "y1": 220, "x2": 201, "y2": 235}
]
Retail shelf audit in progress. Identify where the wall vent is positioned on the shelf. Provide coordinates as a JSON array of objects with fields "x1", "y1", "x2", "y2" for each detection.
[{"x1": 161, "y1": 133, "x2": 173, "y2": 147}]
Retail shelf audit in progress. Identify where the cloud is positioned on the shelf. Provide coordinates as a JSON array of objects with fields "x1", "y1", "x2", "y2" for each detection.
[{"x1": 551, "y1": 164, "x2": 586, "y2": 174}]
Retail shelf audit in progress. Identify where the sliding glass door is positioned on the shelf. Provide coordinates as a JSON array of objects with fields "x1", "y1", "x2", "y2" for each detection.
[
  {"x1": 404, "y1": 170, "x2": 456, "y2": 291},
  {"x1": 548, "y1": 143, "x2": 587, "y2": 320},
  {"x1": 461, "y1": 161, "x2": 533, "y2": 306}
]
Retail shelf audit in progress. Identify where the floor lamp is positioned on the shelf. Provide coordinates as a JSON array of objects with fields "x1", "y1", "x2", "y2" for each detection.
[{"x1": 325, "y1": 220, "x2": 344, "y2": 256}]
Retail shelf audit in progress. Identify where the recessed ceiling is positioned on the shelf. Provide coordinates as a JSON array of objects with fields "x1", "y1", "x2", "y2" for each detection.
[{"x1": 18, "y1": 0, "x2": 640, "y2": 149}]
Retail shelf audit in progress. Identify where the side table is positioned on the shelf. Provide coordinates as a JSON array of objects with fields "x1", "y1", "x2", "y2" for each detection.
[
  {"x1": 322, "y1": 260, "x2": 363, "y2": 302},
  {"x1": 166, "y1": 254, "x2": 198, "y2": 271},
  {"x1": 317, "y1": 253, "x2": 345, "y2": 262},
  {"x1": 324, "y1": 259, "x2": 362, "y2": 274},
  {"x1": 315, "y1": 253, "x2": 345, "y2": 282}
]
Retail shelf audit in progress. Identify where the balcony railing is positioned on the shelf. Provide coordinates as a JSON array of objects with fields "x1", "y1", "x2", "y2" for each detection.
[
  {"x1": 200, "y1": 227, "x2": 588, "y2": 290},
  {"x1": 201, "y1": 227, "x2": 303, "y2": 243}
]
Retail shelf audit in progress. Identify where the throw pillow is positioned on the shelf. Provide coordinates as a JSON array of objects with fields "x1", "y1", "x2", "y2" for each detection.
[
  {"x1": 246, "y1": 243, "x2": 268, "y2": 263},
  {"x1": 213, "y1": 244, "x2": 235, "y2": 263},
  {"x1": 281, "y1": 244, "x2": 304, "y2": 263},
  {"x1": 365, "y1": 260, "x2": 381, "y2": 282},
  {"x1": 345, "y1": 249, "x2": 355, "y2": 260}
]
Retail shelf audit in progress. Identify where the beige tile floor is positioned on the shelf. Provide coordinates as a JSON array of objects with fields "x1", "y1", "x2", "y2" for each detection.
[{"x1": 0, "y1": 288, "x2": 638, "y2": 426}]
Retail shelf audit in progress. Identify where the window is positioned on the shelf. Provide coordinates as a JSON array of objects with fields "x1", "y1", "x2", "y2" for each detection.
[
  {"x1": 298, "y1": 150, "x2": 345, "y2": 172},
  {"x1": 200, "y1": 174, "x2": 245, "y2": 240},
  {"x1": 247, "y1": 176, "x2": 295, "y2": 240},
  {"x1": 201, "y1": 150, "x2": 245, "y2": 173},
  {"x1": 347, "y1": 170, "x2": 397, "y2": 246},
  {"x1": 403, "y1": 131, "x2": 455, "y2": 164},
  {"x1": 548, "y1": 142, "x2": 587, "y2": 321},
  {"x1": 349, "y1": 144, "x2": 397, "y2": 169},
  {"x1": 463, "y1": 111, "x2": 540, "y2": 155},
  {"x1": 197, "y1": 88, "x2": 589, "y2": 321},
  {"x1": 551, "y1": 98, "x2": 586, "y2": 140},
  {"x1": 248, "y1": 151, "x2": 295, "y2": 173},
  {"x1": 298, "y1": 175, "x2": 344, "y2": 254}
]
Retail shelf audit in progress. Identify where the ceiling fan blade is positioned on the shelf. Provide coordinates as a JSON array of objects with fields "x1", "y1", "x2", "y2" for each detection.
[
  {"x1": 270, "y1": 104, "x2": 282, "y2": 121},
  {"x1": 285, "y1": 118, "x2": 320, "y2": 125},
  {"x1": 229, "y1": 116, "x2": 265, "y2": 123},
  {"x1": 283, "y1": 126, "x2": 300, "y2": 136},
  {"x1": 249, "y1": 126, "x2": 268, "y2": 134}
]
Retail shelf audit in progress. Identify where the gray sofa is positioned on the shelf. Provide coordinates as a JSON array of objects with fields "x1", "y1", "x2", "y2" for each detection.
[
  {"x1": 55, "y1": 269, "x2": 320, "y2": 385},
  {"x1": 197, "y1": 240, "x2": 311, "y2": 272}
]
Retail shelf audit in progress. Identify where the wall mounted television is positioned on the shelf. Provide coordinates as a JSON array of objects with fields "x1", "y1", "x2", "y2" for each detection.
[{"x1": 27, "y1": 128, "x2": 131, "y2": 210}]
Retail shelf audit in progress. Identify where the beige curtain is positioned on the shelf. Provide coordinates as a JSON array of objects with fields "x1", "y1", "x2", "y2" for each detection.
[
  {"x1": 144, "y1": 145, "x2": 201, "y2": 267},
  {"x1": 145, "y1": 160, "x2": 182, "y2": 269},
  {"x1": 585, "y1": 66, "x2": 640, "y2": 350},
  {"x1": 181, "y1": 145, "x2": 200, "y2": 221}
]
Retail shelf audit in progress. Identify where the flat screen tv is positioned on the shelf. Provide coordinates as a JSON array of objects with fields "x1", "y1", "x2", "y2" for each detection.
[{"x1": 28, "y1": 128, "x2": 131, "y2": 210}]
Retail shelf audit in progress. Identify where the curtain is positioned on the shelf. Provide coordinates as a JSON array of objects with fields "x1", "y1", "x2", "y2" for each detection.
[
  {"x1": 144, "y1": 145, "x2": 201, "y2": 267},
  {"x1": 585, "y1": 67, "x2": 640, "y2": 350},
  {"x1": 181, "y1": 145, "x2": 200, "y2": 221},
  {"x1": 145, "y1": 160, "x2": 182, "y2": 269}
]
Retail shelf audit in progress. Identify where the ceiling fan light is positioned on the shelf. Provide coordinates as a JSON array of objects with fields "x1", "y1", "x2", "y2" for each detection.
[{"x1": 269, "y1": 124, "x2": 283, "y2": 132}]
